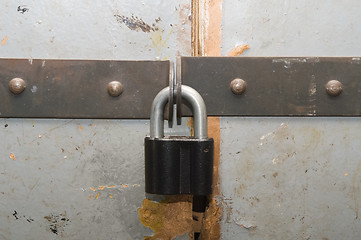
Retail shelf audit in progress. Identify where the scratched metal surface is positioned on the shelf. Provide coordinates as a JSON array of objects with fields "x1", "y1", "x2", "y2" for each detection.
[
  {"x1": 222, "y1": 0, "x2": 361, "y2": 56},
  {"x1": 0, "y1": 0, "x2": 191, "y2": 61},
  {"x1": 220, "y1": 1, "x2": 361, "y2": 239},
  {"x1": 219, "y1": 118, "x2": 361, "y2": 239},
  {"x1": 0, "y1": 119, "x2": 191, "y2": 239},
  {"x1": 0, "y1": 0, "x2": 191, "y2": 239},
  {"x1": 0, "y1": 119, "x2": 150, "y2": 239}
]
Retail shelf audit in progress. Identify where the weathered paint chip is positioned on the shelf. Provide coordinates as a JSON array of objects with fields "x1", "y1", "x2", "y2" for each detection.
[
  {"x1": 1, "y1": 36, "x2": 8, "y2": 46},
  {"x1": 227, "y1": 44, "x2": 250, "y2": 56}
]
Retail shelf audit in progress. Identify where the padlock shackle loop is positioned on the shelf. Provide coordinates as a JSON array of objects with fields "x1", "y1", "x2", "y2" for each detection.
[{"x1": 150, "y1": 85, "x2": 208, "y2": 139}]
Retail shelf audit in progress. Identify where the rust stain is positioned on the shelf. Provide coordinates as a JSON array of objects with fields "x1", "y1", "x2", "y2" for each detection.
[
  {"x1": 95, "y1": 192, "x2": 100, "y2": 200},
  {"x1": 98, "y1": 186, "x2": 106, "y2": 190},
  {"x1": 110, "y1": 195, "x2": 113, "y2": 199},
  {"x1": 107, "y1": 185, "x2": 116, "y2": 188},
  {"x1": 227, "y1": 44, "x2": 250, "y2": 56},
  {"x1": 345, "y1": 172, "x2": 348, "y2": 176},
  {"x1": 1, "y1": 36, "x2": 8, "y2": 46},
  {"x1": 192, "y1": 0, "x2": 200, "y2": 56},
  {"x1": 78, "y1": 125, "x2": 82, "y2": 131},
  {"x1": 187, "y1": 117, "x2": 194, "y2": 136},
  {"x1": 192, "y1": 0, "x2": 222, "y2": 236},
  {"x1": 90, "y1": 186, "x2": 96, "y2": 192},
  {"x1": 122, "y1": 184, "x2": 128, "y2": 188},
  {"x1": 138, "y1": 196, "x2": 193, "y2": 239},
  {"x1": 200, "y1": 117, "x2": 221, "y2": 239},
  {"x1": 89, "y1": 195, "x2": 93, "y2": 199},
  {"x1": 200, "y1": 0, "x2": 222, "y2": 56},
  {"x1": 10, "y1": 153, "x2": 16, "y2": 160}
]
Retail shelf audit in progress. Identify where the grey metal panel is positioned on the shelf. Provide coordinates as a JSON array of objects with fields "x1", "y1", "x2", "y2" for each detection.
[
  {"x1": 222, "y1": 0, "x2": 361, "y2": 57},
  {"x1": 219, "y1": 117, "x2": 361, "y2": 239},
  {"x1": 0, "y1": 0, "x2": 191, "y2": 61},
  {"x1": 0, "y1": 118, "x2": 191, "y2": 239},
  {"x1": 0, "y1": 0, "x2": 192, "y2": 239},
  {"x1": 0, "y1": 119, "x2": 151, "y2": 239}
]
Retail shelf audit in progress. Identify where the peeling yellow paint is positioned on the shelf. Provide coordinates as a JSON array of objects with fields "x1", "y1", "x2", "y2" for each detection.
[
  {"x1": 1, "y1": 36, "x2": 8, "y2": 46},
  {"x1": 138, "y1": 196, "x2": 193, "y2": 239},
  {"x1": 10, "y1": 153, "x2": 16, "y2": 160},
  {"x1": 150, "y1": 29, "x2": 173, "y2": 53}
]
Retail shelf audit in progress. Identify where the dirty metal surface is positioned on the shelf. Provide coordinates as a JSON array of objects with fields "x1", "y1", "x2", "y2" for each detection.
[
  {"x1": 181, "y1": 57, "x2": 361, "y2": 116},
  {"x1": 219, "y1": 117, "x2": 361, "y2": 240},
  {"x1": 1, "y1": 1, "x2": 191, "y2": 61},
  {"x1": 222, "y1": 0, "x2": 361, "y2": 57},
  {"x1": 0, "y1": 59, "x2": 169, "y2": 119},
  {"x1": 0, "y1": 118, "x2": 192, "y2": 240},
  {"x1": 0, "y1": 119, "x2": 150, "y2": 239}
]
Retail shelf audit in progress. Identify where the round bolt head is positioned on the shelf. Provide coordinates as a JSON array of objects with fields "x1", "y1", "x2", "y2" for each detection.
[
  {"x1": 107, "y1": 81, "x2": 123, "y2": 97},
  {"x1": 9, "y1": 78, "x2": 26, "y2": 94},
  {"x1": 230, "y1": 78, "x2": 247, "y2": 95},
  {"x1": 326, "y1": 80, "x2": 342, "y2": 96}
]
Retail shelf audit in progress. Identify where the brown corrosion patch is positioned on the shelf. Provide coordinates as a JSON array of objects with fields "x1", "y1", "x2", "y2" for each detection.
[
  {"x1": 199, "y1": 117, "x2": 221, "y2": 239},
  {"x1": 227, "y1": 44, "x2": 250, "y2": 56},
  {"x1": 138, "y1": 196, "x2": 193, "y2": 239}
]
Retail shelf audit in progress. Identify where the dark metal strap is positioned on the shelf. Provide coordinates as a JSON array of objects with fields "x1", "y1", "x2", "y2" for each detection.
[{"x1": 0, "y1": 57, "x2": 360, "y2": 118}]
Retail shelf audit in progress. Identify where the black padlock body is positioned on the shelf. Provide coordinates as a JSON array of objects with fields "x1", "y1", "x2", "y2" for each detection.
[{"x1": 145, "y1": 136, "x2": 214, "y2": 195}]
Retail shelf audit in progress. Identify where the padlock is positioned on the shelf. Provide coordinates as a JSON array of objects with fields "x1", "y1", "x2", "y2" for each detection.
[{"x1": 145, "y1": 85, "x2": 214, "y2": 195}]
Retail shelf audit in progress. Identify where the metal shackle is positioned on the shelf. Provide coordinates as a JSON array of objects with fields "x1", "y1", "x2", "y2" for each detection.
[{"x1": 150, "y1": 85, "x2": 208, "y2": 139}]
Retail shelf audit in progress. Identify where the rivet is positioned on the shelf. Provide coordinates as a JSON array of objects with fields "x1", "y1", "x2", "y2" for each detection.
[
  {"x1": 107, "y1": 81, "x2": 123, "y2": 97},
  {"x1": 325, "y1": 80, "x2": 342, "y2": 96},
  {"x1": 9, "y1": 78, "x2": 26, "y2": 95},
  {"x1": 230, "y1": 78, "x2": 247, "y2": 95}
]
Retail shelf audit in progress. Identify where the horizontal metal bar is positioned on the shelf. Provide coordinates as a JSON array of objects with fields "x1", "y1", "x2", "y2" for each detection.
[
  {"x1": 181, "y1": 57, "x2": 361, "y2": 116},
  {"x1": 0, "y1": 59, "x2": 169, "y2": 118},
  {"x1": 0, "y1": 57, "x2": 360, "y2": 118}
]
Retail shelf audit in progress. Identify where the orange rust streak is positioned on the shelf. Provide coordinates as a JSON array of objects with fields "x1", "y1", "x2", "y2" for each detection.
[
  {"x1": 107, "y1": 185, "x2": 116, "y2": 188},
  {"x1": 95, "y1": 192, "x2": 100, "y2": 200},
  {"x1": 1, "y1": 36, "x2": 8, "y2": 46},
  {"x1": 89, "y1": 195, "x2": 93, "y2": 199},
  {"x1": 9, "y1": 153, "x2": 16, "y2": 160},
  {"x1": 200, "y1": 117, "x2": 221, "y2": 239},
  {"x1": 90, "y1": 187, "x2": 96, "y2": 191},
  {"x1": 98, "y1": 186, "x2": 105, "y2": 190},
  {"x1": 110, "y1": 195, "x2": 113, "y2": 198},
  {"x1": 202, "y1": 0, "x2": 222, "y2": 56},
  {"x1": 227, "y1": 44, "x2": 250, "y2": 56},
  {"x1": 208, "y1": 117, "x2": 220, "y2": 196},
  {"x1": 122, "y1": 184, "x2": 128, "y2": 188}
]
